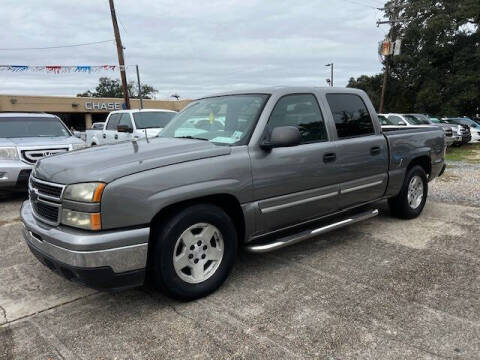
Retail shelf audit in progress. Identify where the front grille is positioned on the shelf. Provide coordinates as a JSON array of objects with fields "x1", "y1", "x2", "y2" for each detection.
[
  {"x1": 29, "y1": 177, "x2": 64, "y2": 225},
  {"x1": 32, "y1": 200, "x2": 59, "y2": 223},
  {"x1": 31, "y1": 178, "x2": 63, "y2": 198},
  {"x1": 21, "y1": 148, "x2": 69, "y2": 164},
  {"x1": 444, "y1": 129, "x2": 453, "y2": 137}
]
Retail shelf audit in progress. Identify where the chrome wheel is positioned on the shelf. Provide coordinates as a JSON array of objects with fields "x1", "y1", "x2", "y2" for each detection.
[
  {"x1": 407, "y1": 175, "x2": 424, "y2": 209},
  {"x1": 172, "y1": 223, "x2": 224, "y2": 284}
]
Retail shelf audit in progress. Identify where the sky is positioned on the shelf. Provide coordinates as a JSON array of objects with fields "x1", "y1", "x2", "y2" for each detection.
[{"x1": 0, "y1": 0, "x2": 387, "y2": 100}]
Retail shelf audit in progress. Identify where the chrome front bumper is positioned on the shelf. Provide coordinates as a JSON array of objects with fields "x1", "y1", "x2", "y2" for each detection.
[{"x1": 21, "y1": 200, "x2": 149, "y2": 273}]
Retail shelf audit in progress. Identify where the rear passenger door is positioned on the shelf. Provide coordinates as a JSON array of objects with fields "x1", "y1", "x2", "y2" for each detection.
[
  {"x1": 251, "y1": 93, "x2": 339, "y2": 234},
  {"x1": 325, "y1": 93, "x2": 388, "y2": 208},
  {"x1": 103, "y1": 113, "x2": 121, "y2": 144}
]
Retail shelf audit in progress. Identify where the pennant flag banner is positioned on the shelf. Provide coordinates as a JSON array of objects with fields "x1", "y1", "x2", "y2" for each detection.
[{"x1": 0, "y1": 65, "x2": 127, "y2": 74}]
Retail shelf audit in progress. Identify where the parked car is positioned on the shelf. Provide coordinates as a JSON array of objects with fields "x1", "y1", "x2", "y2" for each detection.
[
  {"x1": 21, "y1": 87, "x2": 445, "y2": 300},
  {"x1": 86, "y1": 109, "x2": 177, "y2": 146},
  {"x1": 443, "y1": 117, "x2": 480, "y2": 143},
  {"x1": 0, "y1": 113, "x2": 86, "y2": 191},
  {"x1": 441, "y1": 118, "x2": 472, "y2": 145},
  {"x1": 91, "y1": 122, "x2": 105, "y2": 130},
  {"x1": 406, "y1": 114, "x2": 455, "y2": 147},
  {"x1": 379, "y1": 113, "x2": 454, "y2": 147}
]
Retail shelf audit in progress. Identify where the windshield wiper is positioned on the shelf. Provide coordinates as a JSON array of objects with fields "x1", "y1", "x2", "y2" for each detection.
[{"x1": 175, "y1": 136, "x2": 209, "y2": 141}]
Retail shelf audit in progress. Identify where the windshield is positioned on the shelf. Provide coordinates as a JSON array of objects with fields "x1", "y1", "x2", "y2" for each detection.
[
  {"x1": 0, "y1": 117, "x2": 71, "y2": 138},
  {"x1": 160, "y1": 94, "x2": 269, "y2": 145},
  {"x1": 429, "y1": 117, "x2": 440, "y2": 123},
  {"x1": 133, "y1": 111, "x2": 176, "y2": 129},
  {"x1": 404, "y1": 115, "x2": 430, "y2": 125}
]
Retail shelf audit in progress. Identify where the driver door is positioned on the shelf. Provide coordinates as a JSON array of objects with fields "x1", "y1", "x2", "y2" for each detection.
[{"x1": 250, "y1": 93, "x2": 339, "y2": 235}]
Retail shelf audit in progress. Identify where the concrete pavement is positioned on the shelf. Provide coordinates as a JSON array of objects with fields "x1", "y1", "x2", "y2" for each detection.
[{"x1": 1, "y1": 185, "x2": 479, "y2": 359}]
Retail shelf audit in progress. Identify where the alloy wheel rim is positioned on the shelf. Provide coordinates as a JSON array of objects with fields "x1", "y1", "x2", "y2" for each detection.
[
  {"x1": 173, "y1": 223, "x2": 224, "y2": 284},
  {"x1": 407, "y1": 175, "x2": 424, "y2": 209}
]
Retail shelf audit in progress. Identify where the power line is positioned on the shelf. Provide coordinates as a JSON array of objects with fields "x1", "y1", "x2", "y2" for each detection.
[
  {"x1": 338, "y1": 0, "x2": 379, "y2": 10},
  {"x1": 0, "y1": 39, "x2": 115, "y2": 51}
]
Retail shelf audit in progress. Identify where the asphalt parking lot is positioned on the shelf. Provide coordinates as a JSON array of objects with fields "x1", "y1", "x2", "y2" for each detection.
[{"x1": 1, "y1": 160, "x2": 480, "y2": 359}]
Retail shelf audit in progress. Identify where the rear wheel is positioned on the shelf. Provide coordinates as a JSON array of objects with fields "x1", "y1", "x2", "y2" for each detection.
[
  {"x1": 388, "y1": 165, "x2": 428, "y2": 219},
  {"x1": 150, "y1": 204, "x2": 237, "y2": 300}
]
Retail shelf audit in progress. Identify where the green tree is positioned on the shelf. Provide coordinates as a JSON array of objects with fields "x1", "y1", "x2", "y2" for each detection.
[
  {"x1": 348, "y1": 0, "x2": 480, "y2": 117},
  {"x1": 77, "y1": 77, "x2": 158, "y2": 99}
]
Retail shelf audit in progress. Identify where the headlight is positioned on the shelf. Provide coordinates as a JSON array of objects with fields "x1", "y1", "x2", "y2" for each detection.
[
  {"x1": 71, "y1": 143, "x2": 87, "y2": 150},
  {"x1": 457, "y1": 127, "x2": 462, "y2": 135},
  {"x1": 62, "y1": 209, "x2": 101, "y2": 230},
  {"x1": 63, "y1": 182, "x2": 105, "y2": 202},
  {"x1": 0, "y1": 147, "x2": 19, "y2": 160}
]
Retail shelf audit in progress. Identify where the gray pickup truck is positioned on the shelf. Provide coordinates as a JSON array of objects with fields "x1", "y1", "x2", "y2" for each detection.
[{"x1": 21, "y1": 87, "x2": 445, "y2": 300}]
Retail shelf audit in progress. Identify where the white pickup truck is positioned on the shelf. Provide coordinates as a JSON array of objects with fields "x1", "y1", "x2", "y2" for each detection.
[{"x1": 86, "y1": 109, "x2": 177, "y2": 146}]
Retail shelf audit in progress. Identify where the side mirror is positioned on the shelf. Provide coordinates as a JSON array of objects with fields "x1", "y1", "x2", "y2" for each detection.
[
  {"x1": 260, "y1": 126, "x2": 302, "y2": 150},
  {"x1": 117, "y1": 124, "x2": 133, "y2": 133}
]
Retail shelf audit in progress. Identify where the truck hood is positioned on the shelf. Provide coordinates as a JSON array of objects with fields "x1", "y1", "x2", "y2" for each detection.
[
  {"x1": 34, "y1": 137, "x2": 231, "y2": 184},
  {"x1": 1, "y1": 136, "x2": 84, "y2": 147}
]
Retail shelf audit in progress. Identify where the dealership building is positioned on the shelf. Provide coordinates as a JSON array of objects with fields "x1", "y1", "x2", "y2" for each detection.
[{"x1": 0, "y1": 94, "x2": 190, "y2": 130}]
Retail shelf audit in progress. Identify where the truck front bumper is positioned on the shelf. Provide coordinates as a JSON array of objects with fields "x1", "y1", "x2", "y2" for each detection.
[
  {"x1": 21, "y1": 200, "x2": 149, "y2": 291},
  {"x1": 0, "y1": 160, "x2": 32, "y2": 190}
]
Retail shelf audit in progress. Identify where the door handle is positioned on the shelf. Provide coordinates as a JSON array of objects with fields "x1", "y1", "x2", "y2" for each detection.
[
  {"x1": 114, "y1": 134, "x2": 118, "y2": 140},
  {"x1": 323, "y1": 153, "x2": 336, "y2": 163},
  {"x1": 370, "y1": 146, "x2": 381, "y2": 155},
  {"x1": 102, "y1": 134, "x2": 106, "y2": 139}
]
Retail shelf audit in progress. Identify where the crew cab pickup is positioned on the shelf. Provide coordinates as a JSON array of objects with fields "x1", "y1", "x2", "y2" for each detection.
[
  {"x1": 85, "y1": 109, "x2": 177, "y2": 146},
  {"x1": 21, "y1": 87, "x2": 445, "y2": 300}
]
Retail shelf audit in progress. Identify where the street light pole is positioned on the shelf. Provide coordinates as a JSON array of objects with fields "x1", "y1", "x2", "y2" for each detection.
[
  {"x1": 325, "y1": 63, "x2": 333, "y2": 87},
  {"x1": 136, "y1": 65, "x2": 143, "y2": 109}
]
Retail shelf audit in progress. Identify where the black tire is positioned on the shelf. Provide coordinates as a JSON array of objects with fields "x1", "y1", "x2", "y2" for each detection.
[
  {"x1": 150, "y1": 203, "x2": 237, "y2": 300},
  {"x1": 388, "y1": 165, "x2": 428, "y2": 219}
]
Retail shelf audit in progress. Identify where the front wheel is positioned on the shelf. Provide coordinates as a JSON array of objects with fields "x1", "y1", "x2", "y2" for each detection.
[
  {"x1": 388, "y1": 165, "x2": 428, "y2": 219},
  {"x1": 150, "y1": 204, "x2": 237, "y2": 300}
]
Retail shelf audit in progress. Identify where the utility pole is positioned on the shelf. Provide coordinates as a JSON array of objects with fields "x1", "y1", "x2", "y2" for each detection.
[
  {"x1": 378, "y1": 0, "x2": 401, "y2": 114},
  {"x1": 136, "y1": 65, "x2": 143, "y2": 109},
  {"x1": 325, "y1": 63, "x2": 334, "y2": 87},
  {"x1": 109, "y1": 0, "x2": 130, "y2": 109}
]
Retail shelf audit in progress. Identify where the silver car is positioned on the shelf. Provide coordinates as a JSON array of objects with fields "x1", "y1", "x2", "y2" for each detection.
[{"x1": 0, "y1": 113, "x2": 86, "y2": 191}]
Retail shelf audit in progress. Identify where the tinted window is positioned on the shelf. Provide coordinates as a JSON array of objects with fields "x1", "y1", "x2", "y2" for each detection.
[
  {"x1": 326, "y1": 94, "x2": 374, "y2": 138},
  {"x1": 267, "y1": 94, "x2": 327, "y2": 143},
  {"x1": 133, "y1": 112, "x2": 176, "y2": 129},
  {"x1": 106, "y1": 113, "x2": 121, "y2": 130},
  {"x1": 0, "y1": 117, "x2": 70, "y2": 138},
  {"x1": 118, "y1": 113, "x2": 132, "y2": 128}
]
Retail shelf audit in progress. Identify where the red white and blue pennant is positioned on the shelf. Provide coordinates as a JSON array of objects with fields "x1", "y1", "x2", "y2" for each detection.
[{"x1": 0, "y1": 65, "x2": 126, "y2": 73}]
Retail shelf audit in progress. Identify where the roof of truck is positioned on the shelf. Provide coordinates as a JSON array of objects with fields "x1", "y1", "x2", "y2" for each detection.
[{"x1": 203, "y1": 86, "x2": 366, "y2": 98}]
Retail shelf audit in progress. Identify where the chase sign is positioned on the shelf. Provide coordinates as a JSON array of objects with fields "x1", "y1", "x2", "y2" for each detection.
[{"x1": 84, "y1": 101, "x2": 121, "y2": 111}]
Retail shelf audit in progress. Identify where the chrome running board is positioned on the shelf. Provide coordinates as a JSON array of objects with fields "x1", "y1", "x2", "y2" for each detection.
[{"x1": 245, "y1": 209, "x2": 379, "y2": 253}]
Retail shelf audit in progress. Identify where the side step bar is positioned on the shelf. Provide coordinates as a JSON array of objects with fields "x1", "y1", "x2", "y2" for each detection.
[{"x1": 245, "y1": 209, "x2": 379, "y2": 253}]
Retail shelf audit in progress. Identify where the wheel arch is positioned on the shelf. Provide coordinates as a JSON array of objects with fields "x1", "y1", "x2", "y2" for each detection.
[
  {"x1": 407, "y1": 155, "x2": 432, "y2": 177},
  {"x1": 149, "y1": 193, "x2": 246, "y2": 246}
]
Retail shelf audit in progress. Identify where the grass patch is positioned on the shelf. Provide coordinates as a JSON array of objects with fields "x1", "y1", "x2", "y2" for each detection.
[{"x1": 445, "y1": 143, "x2": 480, "y2": 163}]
